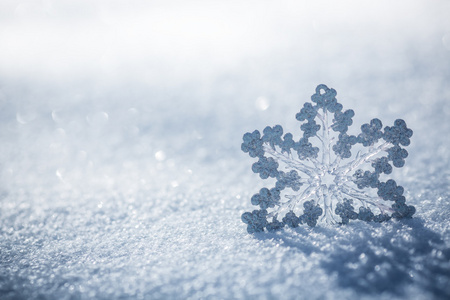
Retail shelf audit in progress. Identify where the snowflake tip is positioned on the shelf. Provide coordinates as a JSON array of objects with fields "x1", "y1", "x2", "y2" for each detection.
[
  {"x1": 311, "y1": 84, "x2": 342, "y2": 112},
  {"x1": 383, "y1": 119, "x2": 413, "y2": 146}
]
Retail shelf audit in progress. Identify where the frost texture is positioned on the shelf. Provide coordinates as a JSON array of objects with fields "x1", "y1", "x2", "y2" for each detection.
[{"x1": 241, "y1": 84, "x2": 415, "y2": 233}]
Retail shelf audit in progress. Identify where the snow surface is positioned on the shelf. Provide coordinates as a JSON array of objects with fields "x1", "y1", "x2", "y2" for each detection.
[{"x1": 1, "y1": 1, "x2": 450, "y2": 299}]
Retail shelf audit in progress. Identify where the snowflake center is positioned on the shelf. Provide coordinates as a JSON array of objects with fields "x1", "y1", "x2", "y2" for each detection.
[{"x1": 318, "y1": 168, "x2": 337, "y2": 187}]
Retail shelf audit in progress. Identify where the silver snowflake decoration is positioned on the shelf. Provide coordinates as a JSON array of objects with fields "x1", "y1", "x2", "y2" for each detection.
[{"x1": 241, "y1": 84, "x2": 415, "y2": 233}]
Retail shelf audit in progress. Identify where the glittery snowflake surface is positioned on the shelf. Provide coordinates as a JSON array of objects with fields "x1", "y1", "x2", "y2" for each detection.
[{"x1": 241, "y1": 84, "x2": 416, "y2": 233}]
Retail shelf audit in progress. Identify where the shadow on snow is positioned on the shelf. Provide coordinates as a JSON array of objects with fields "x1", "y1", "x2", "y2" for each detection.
[{"x1": 254, "y1": 218, "x2": 450, "y2": 298}]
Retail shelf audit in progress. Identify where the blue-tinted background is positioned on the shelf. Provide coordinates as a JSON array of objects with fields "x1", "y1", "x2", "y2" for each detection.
[{"x1": 1, "y1": 1, "x2": 449, "y2": 299}]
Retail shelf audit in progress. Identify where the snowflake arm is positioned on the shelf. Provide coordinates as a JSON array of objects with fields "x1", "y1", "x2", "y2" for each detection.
[
  {"x1": 340, "y1": 184, "x2": 394, "y2": 213},
  {"x1": 271, "y1": 184, "x2": 320, "y2": 217},
  {"x1": 337, "y1": 141, "x2": 393, "y2": 176},
  {"x1": 263, "y1": 144, "x2": 316, "y2": 177}
]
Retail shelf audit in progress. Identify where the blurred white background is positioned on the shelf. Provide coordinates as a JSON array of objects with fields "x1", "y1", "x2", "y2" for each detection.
[
  {"x1": 1, "y1": 0, "x2": 449, "y2": 186},
  {"x1": 1, "y1": 0, "x2": 449, "y2": 86}
]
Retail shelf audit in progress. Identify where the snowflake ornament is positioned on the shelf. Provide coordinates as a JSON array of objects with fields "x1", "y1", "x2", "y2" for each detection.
[{"x1": 241, "y1": 84, "x2": 415, "y2": 233}]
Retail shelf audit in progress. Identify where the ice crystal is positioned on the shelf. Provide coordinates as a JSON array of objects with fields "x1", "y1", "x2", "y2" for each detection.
[{"x1": 241, "y1": 84, "x2": 415, "y2": 233}]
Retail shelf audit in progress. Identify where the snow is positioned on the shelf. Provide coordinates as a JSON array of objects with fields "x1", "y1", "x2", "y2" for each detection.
[{"x1": 1, "y1": 0, "x2": 450, "y2": 299}]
